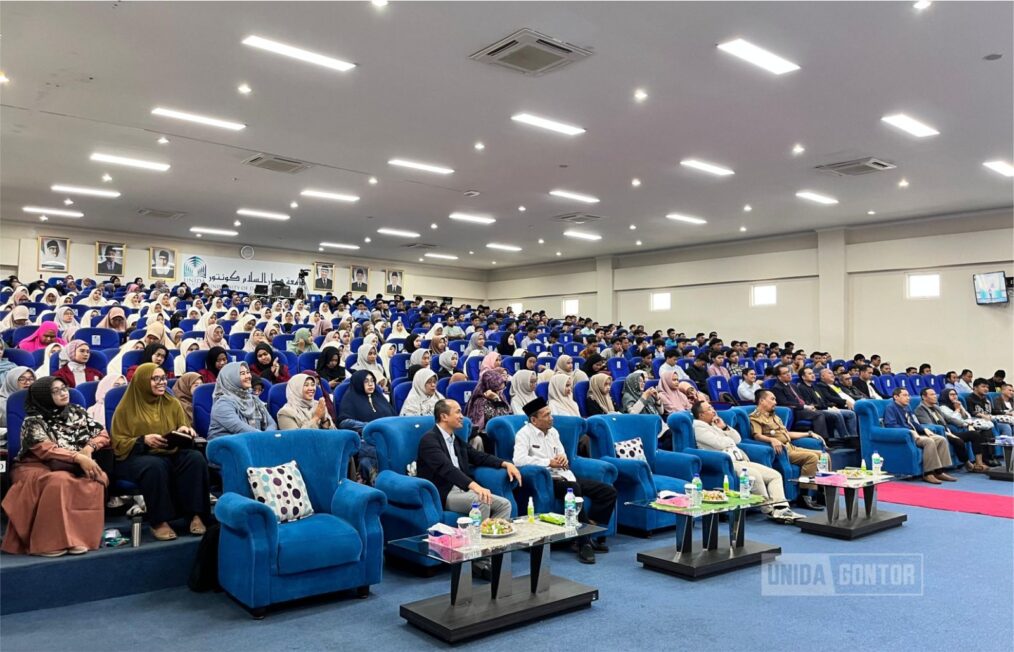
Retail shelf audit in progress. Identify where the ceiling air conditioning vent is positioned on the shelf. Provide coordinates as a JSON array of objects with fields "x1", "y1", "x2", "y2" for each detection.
[
  {"x1": 402, "y1": 243, "x2": 437, "y2": 250},
  {"x1": 242, "y1": 153, "x2": 312, "y2": 174},
  {"x1": 554, "y1": 212, "x2": 603, "y2": 225},
  {"x1": 470, "y1": 28, "x2": 592, "y2": 76},
  {"x1": 137, "y1": 208, "x2": 187, "y2": 220},
  {"x1": 815, "y1": 157, "x2": 897, "y2": 176}
]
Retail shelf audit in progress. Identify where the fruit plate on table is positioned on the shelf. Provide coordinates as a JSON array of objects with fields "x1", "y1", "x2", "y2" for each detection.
[
  {"x1": 480, "y1": 517, "x2": 515, "y2": 537},
  {"x1": 701, "y1": 490, "x2": 728, "y2": 503}
]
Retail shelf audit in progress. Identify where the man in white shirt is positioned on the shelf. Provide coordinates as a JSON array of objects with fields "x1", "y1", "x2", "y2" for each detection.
[
  {"x1": 955, "y1": 369, "x2": 975, "y2": 394},
  {"x1": 691, "y1": 401, "x2": 802, "y2": 522},
  {"x1": 659, "y1": 347, "x2": 690, "y2": 382},
  {"x1": 736, "y1": 368, "x2": 764, "y2": 404},
  {"x1": 513, "y1": 398, "x2": 617, "y2": 563}
]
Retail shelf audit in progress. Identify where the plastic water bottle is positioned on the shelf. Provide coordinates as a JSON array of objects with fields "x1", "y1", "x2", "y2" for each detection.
[
  {"x1": 468, "y1": 502, "x2": 482, "y2": 543},
  {"x1": 818, "y1": 452, "x2": 830, "y2": 473},
  {"x1": 564, "y1": 488, "x2": 577, "y2": 527},
  {"x1": 872, "y1": 451, "x2": 883, "y2": 475},
  {"x1": 527, "y1": 496, "x2": 535, "y2": 523},
  {"x1": 691, "y1": 473, "x2": 703, "y2": 508},
  {"x1": 738, "y1": 468, "x2": 751, "y2": 500},
  {"x1": 722, "y1": 474, "x2": 730, "y2": 494}
]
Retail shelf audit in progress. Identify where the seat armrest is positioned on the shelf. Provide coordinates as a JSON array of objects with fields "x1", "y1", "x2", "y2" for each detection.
[
  {"x1": 792, "y1": 437, "x2": 824, "y2": 451},
  {"x1": 214, "y1": 492, "x2": 279, "y2": 571},
  {"x1": 655, "y1": 450, "x2": 701, "y2": 481},
  {"x1": 570, "y1": 457, "x2": 618, "y2": 484},
  {"x1": 331, "y1": 480, "x2": 387, "y2": 549},
  {"x1": 601, "y1": 456, "x2": 655, "y2": 493},
  {"x1": 374, "y1": 470, "x2": 440, "y2": 510},
  {"x1": 739, "y1": 441, "x2": 775, "y2": 466},
  {"x1": 473, "y1": 467, "x2": 515, "y2": 515},
  {"x1": 871, "y1": 426, "x2": 918, "y2": 446},
  {"x1": 517, "y1": 465, "x2": 554, "y2": 512}
]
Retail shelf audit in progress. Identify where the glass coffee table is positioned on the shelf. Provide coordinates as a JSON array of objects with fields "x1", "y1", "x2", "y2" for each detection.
[
  {"x1": 791, "y1": 471, "x2": 909, "y2": 539},
  {"x1": 986, "y1": 440, "x2": 1014, "y2": 481},
  {"x1": 625, "y1": 493, "x2": 780, "y2": 580},
  {"x1": 389, "y1": 519, "x2": 603, "y2": 643}
]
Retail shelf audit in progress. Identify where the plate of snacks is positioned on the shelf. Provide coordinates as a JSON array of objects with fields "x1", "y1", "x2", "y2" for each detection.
[
  {"x1": 702, "y1": 490, "x2": 729, "y2": 503},
  {"x1": 480, "y1": 517, "x2": 515, "y2": 537},
  {"x1": 840, "y1": 468, "x2": 868, "y2": 479}
]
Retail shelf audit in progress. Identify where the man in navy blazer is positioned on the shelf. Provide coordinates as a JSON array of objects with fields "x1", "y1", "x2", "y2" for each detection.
[
  {"x1": 770, "y1": 365, "x2": 831, "y2": 440},
  {"x1": 416, "y1": 399, "x2": 521, "y2": 521},
  {"x1": 882, "y1": 387, "x2": 956, "y2": 484}
]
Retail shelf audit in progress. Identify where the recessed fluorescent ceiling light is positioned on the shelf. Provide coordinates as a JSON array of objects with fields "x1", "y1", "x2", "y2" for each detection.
[
  {"x1": 983, "y1": 160, "x2": 1014, "y2": 177},
  {"x1": 563, "y1": 230, "x2": 602, "y2": 241},
  {"x1": 320, "y1": 241, "x2": 361, "y2": 250},
  {"x1": 242, "y1": 35, "x2": 356, "y2": 72},
  {"x1": 665, "y1": 213, "x2": 707, "y2": 225},
  {"x1": 23, "y1": 206, "x2": 83, "y2": 218},
  {"x1": 913, "y1": 1, "x2": 932, "y2": 9},
  {"x1": 680, "y1": 158, "x2": 735, "y2": 176},
  {"x1": 300, "y1": 189, "x2": 360, "y2": 202},
  {"x1": 549, "y1": 189, "x2": 600, "y2": 204},
  {"x1": 449, "y1": 212, "x2": 496, "y2": 225},
  {"x1": 881, "y1": 113, "x2": 939, "y2": 137},
  {"x1": 795, "y1": 191, "x2": 839, "y2": 205},
  {"x1": 376, "y1": 227, "x2": 420, "y2": 238},
  {"x1": 90, "y1": 152, "x2": 170, "y2": 171},
  {"x1": 510, "y1": 113, "x2": 586, "y2": 136},
  {"x1": 717, "y1": 38, "x2": 800, "y2": 75},
  {"x1": 50, "y1": 184, "x2": 120, "y2": 198},
  {"x1": 190, "y1": 227, "x2": 238, "y2": 236},
  {"x1": 236, "y1": 208, "x2": 290, "y2": 221},
  {"x1": 151, "y1": 107, "x2": 246, "y2": 131},
  {"x1": 486, "y1": 243, "x2": 522, "y2": 252},
  {"x1": 425, "y1": 253, "x2": 459, "y2": 260},
  {"x1": 387, "y1": 158, "x2": 454, "y2": 175}
]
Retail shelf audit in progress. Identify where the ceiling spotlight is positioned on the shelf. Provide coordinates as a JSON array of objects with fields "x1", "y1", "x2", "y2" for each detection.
[
  {"x1": 633, "y1": 88, "x2": 648, "y2": 102},
  {"x1": 867, "y1": 210, "x2": 876, "y2": 215},
  {"x1": 549, "y1": 189, "x2": 600, "y2": 204},
  {"x1": 377, "y1": 227, "x2": 420, "y2": 238},
  {"x1": 319, "y1": 247, "x2": 324, "y2": 252},
  {"x1": 371, "y1": 0, "x2": 388, "y2": 7},
  {"x1": 555, "y1": 251, "x2": 562, "y2": 256},
  {"x1": 469, "y1": 251, "x2": 474, "y2": 255},
  {"x1": 563, "y1": 229, "x2": 602, "y2": 241},
  {"x1": 0, "y1": 72, "x2": 9, "y2": 84},
  {"x1": 234, "y1": 220, "x2": 242, "y2": 227},
  {"x1": 430, "y1": 223, "x2": 438, "y2": 229},
  {"x1": 320, "y1": 241, "x2": 361, "y2": 250},
  {"x1": 419, "y1": 258, "x2": 424, "y2": 262},
  {"x1": 151, "y1": 107, "x2": 246, "y2": 131},
  {"x1": 300, "y1": 189, "x2": 360, "y2": 202},
  {"x1": 486, "y1": 243, "x2": 522, "y2": 252},
  {"x1": 491, "y1": 261, "x2": 497, "y2": 265},
  {"x1": 368, "y1": 176, "x2": 378, "y2": 185},
  {"x1": 913, "y1": 1, "x2": 932, "y2": 9},
  {"x1": 635, "y1": 240, "x2": 642, "y2": 246},
  {"x1": 510, "y1": 113, "x2": 586, "y2": 136},
  {"x1": 63, "y1": 198, "x2": 74, "y2": 206},
  {"x1": 39, "y1": 215, "x2": 49, "y2": 222},
  {"x1": 983, "y1": 160, "x2": 1014, "y2": 177},
  {"x1": 665, "y1": 212, "x2": 708, "y2": 224},
  {"x1": 739, "y1": 226, "x2": 747, "y2": 232},
  {"x1": 629, "y1": 224, "x2": 637, "y2": 230},
  {"x1": 388, "y1": 158, "x2": 454, "y2": 175},
  {"x1": 518, "y1": 205, "x2": 526, "y2": 212},
  {"x1": 237, "y1": 83, "x2": 252, "y2": 95},
  {"x1": 23, "y1": 206, "x2": 84, "y2": 218},
  {"x1": 898, "y1": 178, "x2": 910, "y2": 188},
  {"x1": 631, "y1": 178, "x2": 642, "y2": 187},
  {"x1": 364, "y1": 237, "x2": 372, "y2": 243},
  {"x1": 449, "y1": 212, "x2": 496, "y2": 225},
  {"x1": 190, "y1": 227, "x2": 238, "y2": 237},
  {"x1": 157, "y1": 136, "x2": 169, "y2": 145},
  {"x1": 51, "y1": 184, "x2": 121, "y2": 198},
  {"x1": 90, "y1": 152, "x2": 170, "y2": 171},
  {"x1": 743, "y1": 204, "x2": 752, "y2": 212},
  {"x1": 538, "y1": 238, "x2": 545, "y2": 244},
  {"x1": 196, "y1": 233, "x2": 202, "y2": 238},
  {"x1": 680, "y1": 158, "x2": 735, "y2": 176},
  {"x1": 474, "y1": 141, "x2": 485, "y2": 151},
  {"x1": 792, "y1": 143, "x2": 805, "y2": 155},
  {"x1": 290, "y1": 201, "x2": 299, "y2": 209},
  {"x1": 795, "y1": 190, "x2": 839, "y2": 204},
  {"x1": 242, "y1": 35, "x2": 356, "y2": 72},
  {"x1": 236, "y1": 208, "x2": 290, "y2": 221}
]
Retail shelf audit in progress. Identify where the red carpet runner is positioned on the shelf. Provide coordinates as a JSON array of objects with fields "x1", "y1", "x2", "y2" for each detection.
[{"x1": 874, "y1": 483, "x2": 1014, "y2": 519}]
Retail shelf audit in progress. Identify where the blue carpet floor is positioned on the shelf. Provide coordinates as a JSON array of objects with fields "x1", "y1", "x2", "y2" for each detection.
[{"x1": 3, "y1": 478, "x2": 1012, "y2": 652}]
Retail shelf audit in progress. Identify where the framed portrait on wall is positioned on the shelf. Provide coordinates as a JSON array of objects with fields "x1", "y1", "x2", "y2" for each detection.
[
  {"x1": 313, "y1": 262, "x2": 335, "y2": 291},
  {"x1": 350, "y1": 265, "x2": 369, "y2": 293},
  {"x1": 37, "y1": 236, "x2": 69, "y2": 273},
  {"x1": 385, "y1": 269, "x2": 404, "y2": 295},
  {"x1": 95, "y1": 241, "x2": 125, "y2": 276},
  {"x1": 149, "y1": 247, "x2": 177, "y2": 280}
]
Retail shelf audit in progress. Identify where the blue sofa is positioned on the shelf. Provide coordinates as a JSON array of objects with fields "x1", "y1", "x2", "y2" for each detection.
[{"x1": 207, "y1": 429, "x2": 386, "y2": 615}]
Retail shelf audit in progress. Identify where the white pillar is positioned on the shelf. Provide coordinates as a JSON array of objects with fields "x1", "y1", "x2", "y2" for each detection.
[
  {"x1": 816, "y1": 228, "x2": 847, "y2": 357},
  {"x1": 596, "y1": 256, "x2": 615, "y2": 323}
]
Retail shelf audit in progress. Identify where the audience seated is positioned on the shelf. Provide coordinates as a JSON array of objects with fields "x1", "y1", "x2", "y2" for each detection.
[
  {"x1": 19, "y1": 322, "x2": 65, "y2": 353},
  {"x1": 399, "y1": 368, "x2": 443, "y2": 416},
  {"x1": 770, "y1": 365, "x2": 831, "y2": 441},
  {"x1": 0, "y1": 367, "x2": 35, "y2": 430},
  {"x1": 585, "y1": 373, "x2": 616, "y2": 417},
  {"x1": 547, "y1": 373, "x2": 581, "y2": 417},
  {"x1": 795, "y1": 367, "x2": 858, "y2": 441},
  {"x1": 209, "y1": 362, "x2": 276, "y2": 438},
  {"x1": 198, "y1": 346, "x2": 228, "y2": 384},
  {"x1": 277, "y1": 374, "x2": 333, "y2": 429},
  {"x1": 2, "y1": 377, "x2": 110, "y2": 556},
  {"x1": 464, "y1": 368, "x2": 512, "y2": 451},
  {"x1": 249, "y1": 343, "x2": 291, "y2": 384},
  {"x1": 338, "y1": 369, "x2": 395, "y2": 483},
  {"x1": 110, "y1": 363, "x2": 209, "y2": 540},
  {"x1": 883, "y1": 387, "x2": 956, "y2": 484},
  {"x1": 125, "y1": 342, "x2": 173, "y2": 381},
  {"x1": 87, "y1": 373, "x2": 127, "y2": 428},
  {"x1": 737, "y1": 368, "x2": 763, "y2": 404},
  {"x1": 510, "y1": 369, "x2": 538, "y2": 415},
  {"x1": 172, "y1": 372, "x2": 202, "y2": 425},
  {"x1": 967, "y1": 378, "x2": 1013, "y2": 436},
  {"x1": 315, "y1": 347, "x2": 345, "y2": 390},
  {"x1": 916, "y1": 387, "x2": 991, "y2": 472},
  {"x1": 749, "y1": 389, "x2": 825, "y2": 510}
]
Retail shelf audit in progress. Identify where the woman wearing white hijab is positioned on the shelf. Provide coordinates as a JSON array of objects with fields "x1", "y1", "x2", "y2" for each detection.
[
  {"x1": 510, "y1": 369, "x2": 539, "y2": 416},
  {"x1": 400, "y1": 368, "x2": 444, "y2": 416},
  {"x1": 175, "y1": 338, "x2": 202, "y2": 376},
  {"x1": 230, "y1": 314, "x2": 257, "y2": 335},
  {"x1": 424, "y1": 323, "x2": 444, "y2": 341},
  {"x1": 81, "y1": 288, "x2": 107, "y2": 307},
  {"x1": 243, "y1": 328, "x2": 268, "y2": 353},
  {"x1": 388, "y1": 319, "x2": 409, "y2": 341},
  {"x1": 378, "y1": 342, "x2": 398, "y2": 381},
  {"x1": 196, "y1": 310, "x2": 218, "y2": 331},
  {"x1": 41, "y1": 287, "x2": 61, "y2": 307},
  {"x1": 352, "y1": 343, "x2": 389, "y2": 390},
  {"x1": 123, "y1": 292, "x2": 145, "y2": 311},
  {"x1": 107, "y1": 340, "x2": 146, "y2": 378},
  {"x1": 34, "y1": 342, "x2": 64, "y2": 376},
  {"x1": 54, "y1": 306, "x2": 82, "y2": 341},
  {"x1": 548, "y1": 373, "x2": 581, "y2": 417}
]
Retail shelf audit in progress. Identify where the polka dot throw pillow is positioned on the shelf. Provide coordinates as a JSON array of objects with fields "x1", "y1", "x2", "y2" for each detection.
[
  {"x1": 247, "y1": 460, "x2": 315, "y2": 523},
  {"x1": 613, "y1": 437, "x2": 646, "y2": 462}
]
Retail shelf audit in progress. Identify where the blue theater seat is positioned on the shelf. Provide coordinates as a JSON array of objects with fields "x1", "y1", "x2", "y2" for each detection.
[{"x1": 855, "y1": 399, "x2": 923, "y2": 477}]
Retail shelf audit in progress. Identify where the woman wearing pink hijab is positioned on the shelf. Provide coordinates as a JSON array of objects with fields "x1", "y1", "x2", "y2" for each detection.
[{"x1": 17, "y1": 322, "x2": 66, "y2": 353}]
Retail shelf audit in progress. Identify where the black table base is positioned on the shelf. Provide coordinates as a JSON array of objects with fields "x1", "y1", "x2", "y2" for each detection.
[
  {"x1": 796, "y1": 482, "x2": 906, "y2": 540},
  {"x1": 636, "y1": 509, "x2": 780, "y2": 580},
  {"x1": 399, "y1": 544, "x2": 598, "y2": 643},
  {"x1": 987, "y1": 445, "x2": 1013, "y2": 481}
]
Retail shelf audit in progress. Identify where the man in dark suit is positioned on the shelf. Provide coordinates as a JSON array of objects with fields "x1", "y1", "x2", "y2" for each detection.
[
  {"x1": 852, "y1": 365, "x2": 883, "y2": 399},
  {"x1": 883, "y1": 387, "x2": 955, "y2": 484},
  {"x1": 770, "y1": 365, "x2": 831, "y2": 441},
  {"x1": 351, "y1": 268, "x2": 368, "y2": 293},
  {"x1": 315, "y1": 265, "x2": 333, "y2": 290},
  {"x1": 796, "y1": 367, "x2": 858, "y2": 440},
  {"x1": 99, "y1": 245, "x2": 123, "y2": 275},
  {"x1": 417, "y1": 399, "x2": 521, "y2": 523}
]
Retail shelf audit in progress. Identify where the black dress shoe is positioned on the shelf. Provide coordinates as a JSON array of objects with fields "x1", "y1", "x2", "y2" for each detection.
[
  {"x1": 472, "y1": 560, "x2": 492, "y2": 581},
  {"x1": 796, "y1": 495, "x2": 824, "y2": 511},
  {"x1": 577, "y1": 543, "x2": 596, "y2": 564},
  {"x1": 591, "y1": 537, "x2": 609, "y2": 553}
]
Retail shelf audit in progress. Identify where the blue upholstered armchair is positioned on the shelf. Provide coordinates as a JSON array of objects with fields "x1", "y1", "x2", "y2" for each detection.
[
  {"x1": 586, "y1": 414, "x2": 700, "y2": 534},
  {"x1": 364, "y1": 416, "x2": 516, "y2": 568},
  {"x1": 485, "y1": 415, "x2": 618, "y2": 536},
  {"x1": 206, "y1": 429, "x2": 386, "y2": 616},
  {"x1": 855, "y1": 400, "x2": 923, "y2": 477},
  {"x1": 667, "y1": 411, "x2": 775, "y2": 493}
]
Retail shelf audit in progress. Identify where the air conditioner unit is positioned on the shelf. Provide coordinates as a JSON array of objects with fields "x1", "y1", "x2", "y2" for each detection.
[{"x1": 470, "y1": 28, "x2": 592, "y2": 76}]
